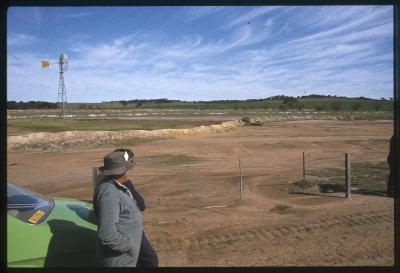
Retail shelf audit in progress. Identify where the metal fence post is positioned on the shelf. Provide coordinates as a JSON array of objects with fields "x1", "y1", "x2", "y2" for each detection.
[
  {"x1": 239, "y1": 159, "x2": 243, "y2": 205},
  {"x1": 303, "y1": 152, "x2": 306, "y2": 180},
  {"x1": 345, "y1": 153, "x2": 351, "y2": 198}
]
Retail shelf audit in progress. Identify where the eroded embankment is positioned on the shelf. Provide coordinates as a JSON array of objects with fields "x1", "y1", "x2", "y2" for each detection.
[{"x1": 7, "y1": 120, "x2": 241, "y2": 151}]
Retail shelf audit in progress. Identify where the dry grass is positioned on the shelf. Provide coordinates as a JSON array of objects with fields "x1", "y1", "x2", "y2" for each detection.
[
  {"x1": 270, "y1": 204, "x2": 295, "y2": 214},
  {"x1": 7, "y1": 118, "x2": 223, "y2": 136},
  {"x1": 137, "y1": 154, "x2": 206, "y2": 167}
]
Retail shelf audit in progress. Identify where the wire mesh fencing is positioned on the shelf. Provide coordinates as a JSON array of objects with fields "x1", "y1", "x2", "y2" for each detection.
[
  {"x1": 287, "y1": 152, "x2": 390, "y2": 197},
  {"x1": 288, "y1": 153, "x2": 345, "y2": 195},
  {"x1": 350, "y1": 157, "x2": 389, "y2": 197}
]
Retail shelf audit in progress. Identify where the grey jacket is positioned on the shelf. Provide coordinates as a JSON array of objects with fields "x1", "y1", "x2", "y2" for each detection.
[{"x1": 93, "y1": 179, "x2": 143, "y2": 267}]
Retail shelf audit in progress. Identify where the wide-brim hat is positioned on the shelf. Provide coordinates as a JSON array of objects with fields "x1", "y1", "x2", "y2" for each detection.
[{"x1": 99, "y1": 150, "x2": 134, "y2": 176}]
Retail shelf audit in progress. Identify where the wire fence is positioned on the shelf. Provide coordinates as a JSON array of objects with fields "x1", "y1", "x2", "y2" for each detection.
[
  {"x1": 91, "y1": 151, "x2": 390, "y2": 211},
  {"x1": 288, "y1": 152, "x2": 389, "y2": 197}
]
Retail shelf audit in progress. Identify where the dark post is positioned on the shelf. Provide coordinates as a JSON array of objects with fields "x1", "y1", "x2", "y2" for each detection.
[
  {"x1": 303, "y1": 152, "x2": 306, "y2": 180},
  {"x1": 393, "y1": 5, "x2": 399, "y2": 268},
  {"x1": 345, "y1": 153, "x2": 351, "y2": 198},
  {"x1": 239, "y1": 159, "x2": 243, "y2": 205}
]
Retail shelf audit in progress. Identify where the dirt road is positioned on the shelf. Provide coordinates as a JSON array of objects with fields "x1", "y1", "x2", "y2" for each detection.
[{"x1": 7, "y1": 120, "x2": 394, "y2": 266}]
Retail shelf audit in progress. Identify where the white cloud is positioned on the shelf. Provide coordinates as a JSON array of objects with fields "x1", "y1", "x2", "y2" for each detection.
[
  {"x1": 288, "y1": 7, "x2": 391, "y2": 45},
  {"x1": 7, "y1": 52, "x2": 59, "y2": 101},
  {"x1": 225, "y1": 6, "x2": 282, "y2": 29},
  {"x1": 185, "y1": 6, "x2": 226, "y2": 21},
  {"x1": 7, "y1": 6, "x2": 393, "y2": 102},
  {"x1": 60, "y1": 11, "x2": 96, "y2": 19},
  {"x1": 7, "y1": 33, "x2": 38, "y2": 46}
]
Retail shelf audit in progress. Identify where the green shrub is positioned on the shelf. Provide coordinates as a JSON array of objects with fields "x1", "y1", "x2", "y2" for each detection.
[
  {"x1": 241, "y1": 117, "x2": 251, "y2": 125},
  {"x1": 295, "y1": 102, "x2": 305, "y2": 111},
  {"x1": 294, "y1": 179, "x2": 318, "y2": 189},
  {"x1": 314, "y1": 104, "x2": 326, "y2": 111},
  {"x1": 350, "y1": 101, "x2": 362, "y2": 111},
  {"x1": 279, "y1": 104, "x2": 287, "y2": 110},
  {"x1": 250, "y1": 120, "x2": 262, "y2": 126},
  {"x1": 373, "y1": 101, "x2": 382, "y2": 111},
  {"x1": 330, "y1": 101, "x2": 342, "y2": 111}
]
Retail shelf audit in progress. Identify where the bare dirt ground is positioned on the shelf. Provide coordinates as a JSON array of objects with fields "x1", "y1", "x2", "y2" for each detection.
[{"x1": 7, "y1": 120, "x2": 394, "y2": 266}]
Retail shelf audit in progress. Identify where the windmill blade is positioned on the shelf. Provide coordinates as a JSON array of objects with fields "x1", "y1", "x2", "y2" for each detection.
[
  {"x1": 41, "y1": 60, "x2": 50, "y2": 68},
  {"x1": 41, "y1": 60, "x2": 58, "y2": 68}
]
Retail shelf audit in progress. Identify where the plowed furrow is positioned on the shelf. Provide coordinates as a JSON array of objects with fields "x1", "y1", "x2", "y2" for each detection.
[{"x1": 190, "y1": 210, "x2": 392, "y2": 251}]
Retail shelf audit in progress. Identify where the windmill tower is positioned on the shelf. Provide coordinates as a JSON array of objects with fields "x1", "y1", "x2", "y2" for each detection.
[
  {"x1": 42, "y1": 53, "x2": 69, "y2": 118},
  {"x1": 57, "y1": 53, "x2": 69, "y2": 118}
]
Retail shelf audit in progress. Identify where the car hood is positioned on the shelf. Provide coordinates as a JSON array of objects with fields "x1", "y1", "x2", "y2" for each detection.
[
  {"x1": 47, "y1": 197, "x2": 97, "y2": 228},
  {"x1": 8, "y1": 197, "x2": 98, "y2": 267}
]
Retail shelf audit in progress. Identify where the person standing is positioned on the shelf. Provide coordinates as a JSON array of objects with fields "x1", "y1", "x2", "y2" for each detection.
[
  {"x1": 113, "y1": 148, "x2": 159, "y2": 267},
  {"x1": 93, "y1": 150, "x2": 143, "y2": 267}
]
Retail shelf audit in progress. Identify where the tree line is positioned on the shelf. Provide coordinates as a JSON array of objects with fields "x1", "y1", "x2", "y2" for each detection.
[
  {"x1": 8, "y1": 95, "x2": 391, "y2": 111},
  {"x1": 112, "y1": 94, "x2": 390, "y2": 105},
  {"x1": 7, "y1": 101, "x2": 58, "y2": 110}
]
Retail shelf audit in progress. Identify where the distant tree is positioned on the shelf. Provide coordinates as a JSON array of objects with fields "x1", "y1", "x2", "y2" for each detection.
[
  {"x1": 330, "y1": 101, "x2": 342, "y2": 111},
  {"x1": 373, "y1": 101, "x2": 382, "y2": 111},
  {"x1": 26, "y1": 101, "x2": 37, "y2": 109},
  {"x1": 314, "y1": 104, "x2": 326, "y2": 111},
  {"x1": 350, "y1": 101, "x2": 362, "y2": 111},
  {"x1": 358, "y1": 96, "x2": 373, "y2": 101},
  {"x1": 7, "y1": 101, "x2": 18, "y2": 109},
  {"x1": 306, "y1": 94, "x2": 326, "y2": 99},
  {"x1": 78, "y1": 104, "x2": 87, "y2": 109},
  {"x1": 87, "y1": 105, "x2": 93, "y2": 110},
  {"x1": 233, "y1": 104, "x2": 239, "y2": 111},
  {"x1": 269, "y1": 95, "x2": 290, "y2": 100},
  {"x1": 263, "y1": 104, "x2": 269, "y2": 110},
  {"x1": 279, "y1": 104, "x2": 287, "y2": 111},
  {"x1": 136, "y1": 102, "x2": 143, "y2": 108},
  {"x1": 120, "y1": 100, "x2": 128, "y2": 107},
  {"x1": 295, "y1": 102, "x2": 305, "y2": 111},
  {"x1": 282, "y1": 97, "x2": 299, "y2": 108}
]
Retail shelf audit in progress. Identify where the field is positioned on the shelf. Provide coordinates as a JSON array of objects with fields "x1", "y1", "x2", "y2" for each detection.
[{"x1": 7, "y1": 109, "x2": 394, "y2": 266}]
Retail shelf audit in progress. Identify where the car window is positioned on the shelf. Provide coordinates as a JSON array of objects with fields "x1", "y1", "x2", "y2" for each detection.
[{"x1": 7, "y1": 182, "x2": 54, "y2": 224}]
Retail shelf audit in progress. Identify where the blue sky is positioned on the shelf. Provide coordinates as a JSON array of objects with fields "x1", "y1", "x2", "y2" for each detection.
[{"x1": 7, "y1": 6, "x2": 393, "y2": 102}]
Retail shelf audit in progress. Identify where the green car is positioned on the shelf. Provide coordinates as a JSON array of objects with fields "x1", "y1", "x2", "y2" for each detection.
[{"x1": 7, "y1": 182, "x2": 98, "y2": 267}]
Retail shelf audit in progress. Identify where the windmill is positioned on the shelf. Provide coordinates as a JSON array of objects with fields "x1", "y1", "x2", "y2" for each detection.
[{"x1": 42, "y1": 53, "x2": 69, "y2": 118}]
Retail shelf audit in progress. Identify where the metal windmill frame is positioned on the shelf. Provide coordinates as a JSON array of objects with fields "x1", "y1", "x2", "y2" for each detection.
[
  {"x1": 42, "y1": 53, "x2": 69, "y2": 118},
  {"x1": 57, "y1": 54, "x2": 69, "y2": 118}
]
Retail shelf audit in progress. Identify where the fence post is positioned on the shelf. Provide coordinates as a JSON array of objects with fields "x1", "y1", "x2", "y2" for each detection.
[
  {"x1": 345, "y1": 153, "x2": 351, "y2": 198},
  {"x1": 239, "y1": 159, "x2": 243, "y2": 205},
  {"x1": 92, "y1": 166, "x2": 99, "y2": 193},
  {"x1": 303, "y1": 152, "x2": 306, "y2": 180}
]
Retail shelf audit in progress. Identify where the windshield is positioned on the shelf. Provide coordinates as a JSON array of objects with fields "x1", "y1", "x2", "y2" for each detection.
[{"x1": 7, "y1": 182, "x2": 54, "y2": 224}]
